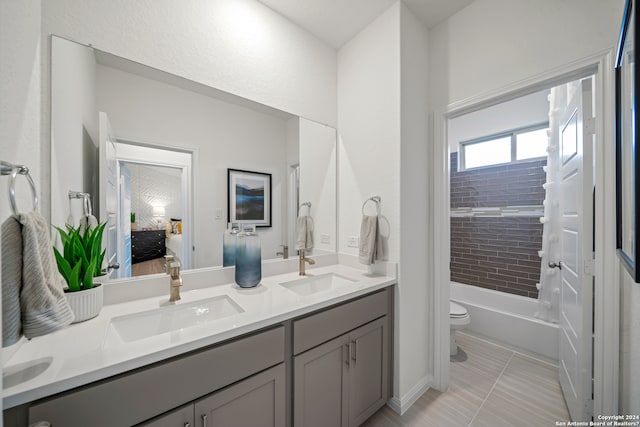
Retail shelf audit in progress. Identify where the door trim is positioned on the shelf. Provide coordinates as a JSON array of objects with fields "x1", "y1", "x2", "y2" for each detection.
[{"x1": 432, "y1": 49, "x2": 619, "y2": 416}]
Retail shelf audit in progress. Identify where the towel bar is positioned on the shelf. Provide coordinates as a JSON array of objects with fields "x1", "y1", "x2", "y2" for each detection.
[{"x1": 1, "y1": 160, "x2": 38, "y2": 217}]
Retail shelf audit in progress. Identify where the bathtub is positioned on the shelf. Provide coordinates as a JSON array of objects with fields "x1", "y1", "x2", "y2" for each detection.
[{"x1": 450, "y1": 281, "x2": 559, "y2": 363}]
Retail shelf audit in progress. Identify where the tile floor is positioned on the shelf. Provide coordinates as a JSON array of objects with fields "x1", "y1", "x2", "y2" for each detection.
[{"x1": 363, "y1": 332, "x2": 570, "y2": 427}]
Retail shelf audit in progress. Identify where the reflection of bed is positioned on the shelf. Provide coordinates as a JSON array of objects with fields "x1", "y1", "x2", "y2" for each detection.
[{"x1": 165, "y1": 233, "x2": 182, "y2": 262}]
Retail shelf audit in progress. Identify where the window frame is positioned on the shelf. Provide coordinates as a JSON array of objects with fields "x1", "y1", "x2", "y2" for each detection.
[{"x1": 458, "y1": 122, "x2": 549, "y2": 171}]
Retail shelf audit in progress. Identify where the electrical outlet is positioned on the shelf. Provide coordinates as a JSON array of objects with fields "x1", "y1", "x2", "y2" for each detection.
[
  {"x1": 347, "y1": 236, "x2": 359, "y2": 248},
  {"x1": 320, "y1": 234, "x2": 330, "y2": 244},
  {"x1": 215, "y1": 208, "x2": 223, "y2": 220}
]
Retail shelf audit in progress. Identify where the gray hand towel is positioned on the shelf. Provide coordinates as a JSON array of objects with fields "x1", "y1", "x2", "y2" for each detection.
[
  {"x1": 2, "y1": 212, "x2": 74, "y2": 345},
  {"x1": 2, "y1": 217, "x2": 23, "y2": 346},
  {"x1": 359, "y1": 215, "x2": 388, "y2": 265},
  {"x1": 359, "y1": 215, "x2": 378, "y2": 265},
  {"x1": 295, "y1": 215, "x2": 314, "y2": 250}
]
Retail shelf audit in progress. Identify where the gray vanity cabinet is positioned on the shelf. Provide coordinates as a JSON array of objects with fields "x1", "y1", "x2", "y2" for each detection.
[
  {"x1": 292, "y1": 289, "x2": 390, "y2": 427},
  {"x1": 194, "y1": 363, "x2": 285, "y2": 427}
]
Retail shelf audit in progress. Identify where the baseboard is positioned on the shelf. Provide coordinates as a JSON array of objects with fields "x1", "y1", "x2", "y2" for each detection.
[{"x1": 387, "y1": 374, "x2": 433, "y2": 415}]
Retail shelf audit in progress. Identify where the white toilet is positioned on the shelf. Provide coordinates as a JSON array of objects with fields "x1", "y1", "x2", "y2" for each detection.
[{"x1": 449, "y1": 301, "x2": 470, "y2": 356}]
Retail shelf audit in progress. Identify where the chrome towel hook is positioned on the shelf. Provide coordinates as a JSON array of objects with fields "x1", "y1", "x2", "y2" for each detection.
[
  {"x1": 299, "y1": 201, "x2": 312, "y2": 213},
  {"x1": 362, "y1": 196, "x2": 381, "y2": 215},
  {"x1": 1, "y1": 160, "x2": 38, "y2": 217}
]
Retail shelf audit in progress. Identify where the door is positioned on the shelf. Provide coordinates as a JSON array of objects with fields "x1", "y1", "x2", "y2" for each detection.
[
  {"x1": 119, "y1": 163, "x2": 132, "y2": 278},
  {"x1": 348, "y1": 317, "x2": 388, "y2": 427},
  {"x1": 294, "y1": 334, "x2": 350, "y2": 427},
  {"x1": 99, "y1": 112, "x2": 119, "y2": 279},
  {"x1": 558, "y1": 78, "x2": 595, "y2": 421},
  {"x1": 194, "y1": 364, "x2": 285, "y2": 427}
]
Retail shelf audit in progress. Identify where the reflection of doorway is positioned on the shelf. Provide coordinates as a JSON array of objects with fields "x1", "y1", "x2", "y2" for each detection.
[
  {"x1": 113, "y1": 141, "x2": 193, "y2": 278},
  {"x1": 121, "y1": 162, "x2": 183, "y2": 277}
]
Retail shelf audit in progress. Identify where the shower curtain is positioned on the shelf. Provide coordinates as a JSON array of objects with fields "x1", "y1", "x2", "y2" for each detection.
[{"x1": 535, "y1": 85, "x2": 567, "y2": 324}]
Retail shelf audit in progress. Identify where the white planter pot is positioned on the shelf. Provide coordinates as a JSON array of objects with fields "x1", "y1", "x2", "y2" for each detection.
[{"x1": 65, "y1": 284, "x2": 104, "y2": 323}]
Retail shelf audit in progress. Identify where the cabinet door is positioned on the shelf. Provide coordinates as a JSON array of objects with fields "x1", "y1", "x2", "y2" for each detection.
[
  {"x1": 294, "y1": 334, "x2": 350, "y2": 427},
  {"x1": 137, "y1": 403, "x2": 194, "y2": 427},
  {"x1": 194, "y1": 363, "x2": 285, "y2": 427},
  {"x1": 348, "y1": 316, "x2": 388, "y2": 427}
]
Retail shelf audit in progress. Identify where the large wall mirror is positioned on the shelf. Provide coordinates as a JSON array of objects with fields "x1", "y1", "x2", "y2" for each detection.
[
  {"x1": 616, "y1": 0, "x2": 640, "y2": 282},
  {"x1": 51, "y1": 36, "x2": 337, "y2": 282}
]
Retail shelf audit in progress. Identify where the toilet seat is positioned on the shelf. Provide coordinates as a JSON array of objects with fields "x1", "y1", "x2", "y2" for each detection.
[{"x1": 450, "y1": 301, "x2": 468, "y2": 318}]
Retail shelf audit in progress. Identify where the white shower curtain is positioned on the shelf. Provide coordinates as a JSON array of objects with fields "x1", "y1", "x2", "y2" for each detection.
[{"x1": 535, "y1": 85, "x2": 567, "y2": 324}]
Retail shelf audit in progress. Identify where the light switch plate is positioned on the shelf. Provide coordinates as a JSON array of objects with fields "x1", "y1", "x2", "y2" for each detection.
[
  {"x1": 215, "y1": 208, "x2": 223, "y2": 220},
  {"x1": 347, "y1": 236, "x2": 359, "y2": 248}
]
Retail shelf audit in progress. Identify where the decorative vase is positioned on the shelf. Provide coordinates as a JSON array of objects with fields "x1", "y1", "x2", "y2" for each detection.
[
  {"x1": 65, "y1": 283, "x2": 104, "y2": 323},
  {"x1": 235, "y1": 224, "x2": 261, "y2": 288}
]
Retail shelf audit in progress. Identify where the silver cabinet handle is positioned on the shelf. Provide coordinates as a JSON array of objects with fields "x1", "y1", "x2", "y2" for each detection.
[
  {"x1": 184, "y1": 423, "x2": 190, "y2": 427},
  {"x1": 202, "y1": 414, "x2": 207, "y2": 427},
  {"x1": 344, "y1": 344, "x2": 350, "y2": 367},
  {"x1": 352, "y1": 340, "x2": 357, "y2": 363},
  {"x1": 349, "y1": 341, "x2": 356, "y2": 365}
]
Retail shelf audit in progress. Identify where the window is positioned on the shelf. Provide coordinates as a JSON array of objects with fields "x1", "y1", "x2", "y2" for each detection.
[{"x1": 459, "y1": 123, "x2": 548, "y2": 170}]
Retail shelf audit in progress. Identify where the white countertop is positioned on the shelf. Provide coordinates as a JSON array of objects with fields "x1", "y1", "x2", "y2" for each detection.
[{"x1": 3, "y1": 263, "x2": 396, "y2": 409}]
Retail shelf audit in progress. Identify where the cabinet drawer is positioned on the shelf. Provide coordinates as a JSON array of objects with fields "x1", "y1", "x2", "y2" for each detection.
[
  {"x1": 28, "y1": 326, "x2": 285, "y2": 427},
  {"x1": 293, "y1": 289, "x2": 388, "y2": 355}
]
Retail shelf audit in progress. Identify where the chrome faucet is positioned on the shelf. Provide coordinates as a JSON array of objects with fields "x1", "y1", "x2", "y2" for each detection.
[
  {"x1": 299, "y1": 249, "x2": 315, "y2": 276},
  {"x1": 167, "y1": 261, "x2": 182, "y2": 302},
  {"x1": 277, "y1": 245, "x2": 289, "y2": 259}
]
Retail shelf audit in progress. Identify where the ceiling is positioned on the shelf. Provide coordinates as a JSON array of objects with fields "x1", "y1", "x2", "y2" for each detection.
[{"x1": 258, "y1": 0, "x2": 474, "y2": 48}]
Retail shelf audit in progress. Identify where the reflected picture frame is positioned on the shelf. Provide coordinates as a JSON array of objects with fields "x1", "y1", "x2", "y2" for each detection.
[
  {"x1": 227, "y1": 168, "x2": 272, "y2": 228},
  {"x1": 616, "y1": 0, "x2": 640, "y2": 281}
]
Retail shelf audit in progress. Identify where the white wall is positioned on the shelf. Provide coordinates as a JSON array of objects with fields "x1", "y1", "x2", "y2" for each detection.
[
  {"x1": 398, "y1": 2, "x2": 432, "y2": 410},
  {"x1": 50, "y1": 36, "x2": 98, "y2": 233},
  {"x1": 620, "y1": 271, "x2": 640, "y2": 413},
  {"x1": 337, "y1": 4, "x2": 401, "y2": 261},
  {"x1": 42, "y1": 0, "x2": 336, "y2": 127},
  {"x1": 429, "y1": 0, "x2": 623, "y2": 110},
  {"x1": 96, "y1": 64, "x2": 289, "y2": 268},
  {"x1": 0, "y1": 0, "x2": 43, "y2": 223},
  {"x1": 448, "y1": 89, "x2": 550, "y2": 153},
  {"x1": 299, "y1": 118, "x2": 337, "y2": 253},
  {"x1": 127, "y1": 164, "x2": 182, "y2": 229}
]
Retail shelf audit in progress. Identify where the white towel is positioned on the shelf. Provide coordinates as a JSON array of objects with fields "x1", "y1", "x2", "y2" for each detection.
[
  {"x1": 2, "y1": 217, "x2": 22, "y2": 346},
  {"x1": 79, "y1": 214, "x2": 98, "y2": 235},
  {"x1": 1, "y1": 213, "x2": 74, "y2": 346},
  {"x1": 295, "y1": 215, "x2": 314, "y2": 250},
  {"x1": 358, "y1": 215, "x2": 387, "y2": 265}
]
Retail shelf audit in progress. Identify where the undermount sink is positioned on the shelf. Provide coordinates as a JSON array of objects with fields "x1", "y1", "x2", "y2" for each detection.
[
  {"x1": 279, "y1": 273, "x2": 356, "y2": 296},
  {"x1": 109, "y1": 295, "x2": 244, "y2": 343}
]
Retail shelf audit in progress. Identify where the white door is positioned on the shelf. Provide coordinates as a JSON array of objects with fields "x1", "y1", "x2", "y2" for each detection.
[
  {"x1": 99, "y1": 112, "x2": 119, "y2": 279},
  {"x1": 558, "y1": 78, "x2": 594, "y2": 421}
]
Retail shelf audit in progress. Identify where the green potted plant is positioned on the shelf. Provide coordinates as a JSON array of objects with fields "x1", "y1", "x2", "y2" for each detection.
[
  {"x1": 131, "y1": 211, "x2": 138, "y2": 230},
  {"x1": 53, "y1": 223, "x2": 106, "y2": 323}
]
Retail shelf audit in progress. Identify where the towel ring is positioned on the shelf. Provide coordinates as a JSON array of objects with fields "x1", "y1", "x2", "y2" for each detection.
[
  {"x1": 362, "y1": 196, "x2": 381, "y2": 215},
  {"x1": 5, "y1": 163, "x2": 38, "y2": 216}
]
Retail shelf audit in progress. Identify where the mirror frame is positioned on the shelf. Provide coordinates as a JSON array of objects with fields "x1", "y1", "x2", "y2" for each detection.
[{"x1": 615, "y1": 0, "x2": 640, "y2": 282}]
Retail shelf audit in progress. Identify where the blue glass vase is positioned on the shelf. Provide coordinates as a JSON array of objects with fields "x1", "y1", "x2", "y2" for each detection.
[
  {"x1": 223, "y1": 223, "x2": 240, "y2": 267},
  {"x1": 235, "y1": 224, "x2": 261, "y2": 288}
]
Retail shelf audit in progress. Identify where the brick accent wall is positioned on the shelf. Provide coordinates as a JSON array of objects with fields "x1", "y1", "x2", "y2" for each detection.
[
  {"x1": 450, "y1": 153, "x2": 546, "y2": 208},
  {"x1": 450, "y1": 153, "x2": 546, "y2": 298}
]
